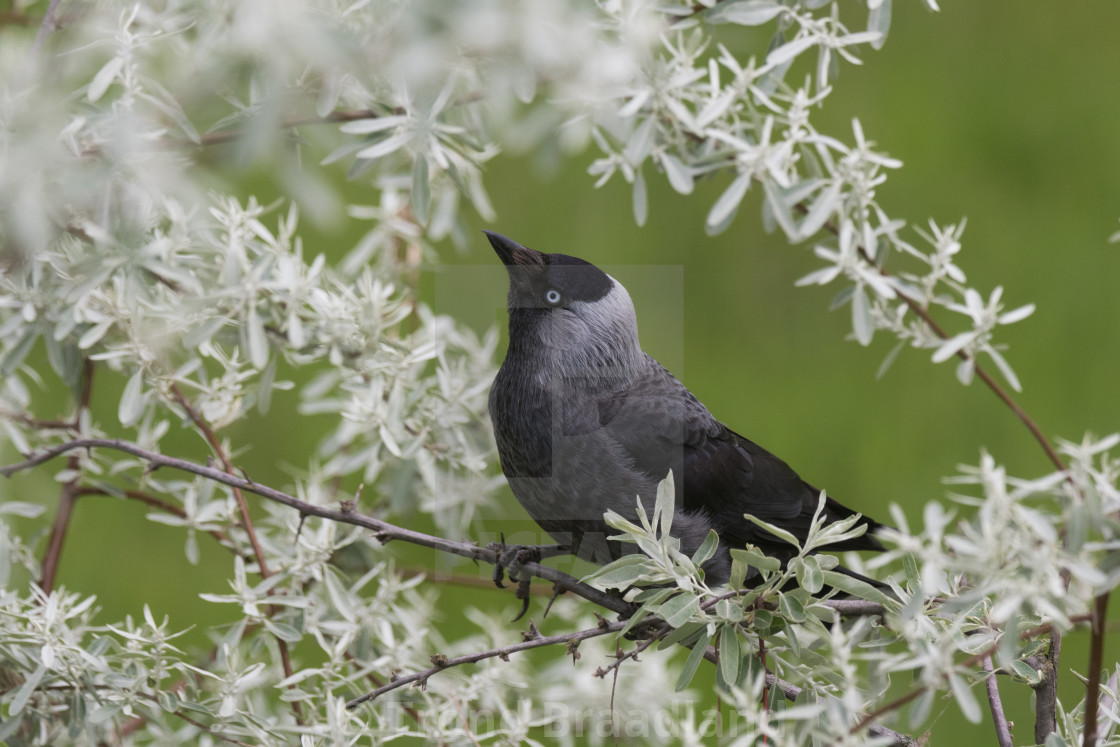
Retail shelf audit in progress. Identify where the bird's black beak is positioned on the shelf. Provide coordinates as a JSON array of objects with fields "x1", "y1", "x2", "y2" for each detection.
[{"x1": 483, "y1": 231, "x2": 545, "y2": 269}]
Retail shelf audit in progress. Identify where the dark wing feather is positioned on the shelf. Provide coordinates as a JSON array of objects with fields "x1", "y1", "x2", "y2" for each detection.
[{"x1": 598, "y1": 355, "x2": 884, "y2": 554}]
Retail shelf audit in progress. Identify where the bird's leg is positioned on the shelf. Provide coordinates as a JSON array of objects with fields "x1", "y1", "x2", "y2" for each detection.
[
  {"x1": 487, "y1": 539, "x2": 571, "y2": 620},
  {"x1": 487, "y1": 539, "x2": 569, "y2": 587}
]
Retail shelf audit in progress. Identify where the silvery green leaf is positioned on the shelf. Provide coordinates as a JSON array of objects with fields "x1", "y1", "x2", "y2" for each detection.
[
  {"x1": 820, "y1": 571, "x2": 892, "y2": 604},
  {"x1": 729, "y1": 546, "x2": 782, "y2": 573},
  {"x1": 119, "y1": 369, "x2": 146, "y2": 427},
  {"x1": 139, "y1": 86, "x2": 201, "y2": 144},
  {"x1": 852, "y1": 285, "x2": 873, "y2": 345},
  {"x1": 88, "y1": 57, "x2": 124, "y2": 102},
  {"x1": 676, "y1": 631, "x2": 712, "y2": 691},
  {"x1": 661, "y1": 153, "x2": 694, "y2": 194},
  {"x1": 317, "y1": 72, "x2": 343, "y2": 118},
  {"x1": 264, "y1": 620, "x2": 302, "y2": 642},
  {"x1": 1, "y1": 327, "x2": 38, "y2": 376},
  {"x1": 411, "y1": 154, "x2": 430, "y2": 225},
  {"x1": 45, "y1": 336, "x2": 82, "y2": 390},
  {"x1": 657, "y1": 592, "x2": 700, "y2": 627},
  {"x1": 956, "y1": 357, "x2": 976, "y2": 386},
  {"x1": 185, "y1": 530, "x2": 199, "y2": 565},
  {"x1": 948, "y1": 672, "x2": 982, "y2": 723},
  {"x1": 623, "y1": 118, "x2": 654, "y2": 166},
  {"x1": 657, "y1": 620, "x2": 707, "y2": 650},
  {"x1": 584, "y1": 555, "x2": 650, "y2": 589},
  {"x1": 655, "y1": 470, "x2": 675, "y2": 536},
  {"x1": 257, "y1": 358, "x2": 276, "y2": 415},
  {"x1": 876, "y1": 340, "x2": 905, "y2": 379},
  {"x1": 692, "y1": 529, "x2": 720, "y2": 567},
  {"x1": 766, "y1": 36, "x2": 816, "y2": 67},
  {"x1": 706, "y1": 173, "x2": 751, "y2": 232},
  {"x1": 868, "y1": 0, "x2": 892, "y2": 49},
  {"x1": 1006, "y1": 659, "x2": 1041, "y2": 685},
  {"x1": 998, "y1": 303, "x2": 1035, "y2": 325},
  {"x1": 778, "y1": 591, "x2": 807, "y2": 623},
  {"x1": 707, "y1": 0, "x2": 784, "y2": 26},
  {"x1": 931, "y1": 331, "x2": 974, "y2": 363},
  {"x1": 340, "y1": 116, "x2": 405, "y2": 134},
  {"x1": 909, "y1": 687, "x2": 934, "y2": 729},
  {"x1": 632, "y1": 170, "x2": 648, "y2": 227},
  {"x1": 246, "y1": 306, "x2": 268, "y2": 370},
  {"x1": 0, "y1": 714, "x2": 22, "y2": 742},
  {"x1": 987, "y1": 346, "x2": 1024, "y2": 392},
  {"x1": 356, "y1": 131, "x2": 412, "y2": 160},
  {"x1": 320, "y1": 138, "x2": 371, "y2": 166},
  {"x1": 8, "y1": 663, "x2": 45, "y2": 715},
  {"x1": 0, "y1": 502, "x2": 46, "y2": 518},
  {"x1": 88, "y1": 703, "x2": 123, "y2": 724},
  {"x1": 795, "y1": 555, "x2": 823, "y2": 593},
  {"x1": 762, "y1": 181, "x2": 798, "y2": 238},
  {"x1": 718, "y1": 624, "x2": 741, "y2": 685},
  {"x1": 799, "y1": 180, "x2": 841, "y2": 239}
]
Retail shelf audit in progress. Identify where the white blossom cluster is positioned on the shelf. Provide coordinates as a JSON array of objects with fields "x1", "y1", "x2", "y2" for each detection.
[{"x1": 1, "y1": 0, "x2": 1116, "y2": 745}]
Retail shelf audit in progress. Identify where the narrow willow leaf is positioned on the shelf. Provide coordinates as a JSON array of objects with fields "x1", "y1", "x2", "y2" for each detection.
[
  {"x1": 1, "y1": 328, "x2": 38, "y2": 376},
  {"x1": 247, "y1": 306, "x2": 268, "y2": 370},
  {"x1": 708, "y1": 1, "x2": 784, "y2": 26},
  {"x1": 852, "y1": 284, "x2": 873, "y2": 345},
  {"x1": 655, "y1": 470, "x2": 675, "y2": 536},
  {"x1": 743, "y1": 514, "x2": 801, "y2": 550},
  {"x1": 411, "y1": 154, "x2": 431, "y2": 225},
  {"x1": 718, "y1": 625, "x2": 741, "y2": 686},
  {"x1": 948, "y1": 672, "x2": 982, "y2": 723},
  {"x1": 706, "y1": 173, "x2": 751, "y2": 231},
  {"x1": 88, "y1": 57, "x2": 124, "y2": 102},
  {"x1": 868, "y1": 0, "x2": 892, "y2": 49},
  {"x1": 658, "y1": 592, "x2": 700, "y2": 628},
  {"x1": 661, "y1": 153, "x2": 694, "y2": 194},
  {"x1": 119, "y1": 369, "x2": 145, "y2": 427},
  {"x1": 676, "y1": 631, "x2": 712, "y2": 691},
  {"x1": 820, "y1": 570, "x2": 892, "y2": 604},
  {"x1": 632, "y1": 170, "x2": 648, "y2": 227},
  {"x1": 692, "y1": 529, "x2": 720, "y2": 567}
]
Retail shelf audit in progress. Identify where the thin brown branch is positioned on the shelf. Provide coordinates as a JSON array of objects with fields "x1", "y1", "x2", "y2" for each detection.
[
  {"x1": 0, "y1": 409, "x2": 77, "y2": 431},
  {"x1": 346, "y1": 617, "x2": 628, "y2": 708},
  {"x1": 594, "y1": 625, "x2": 669, "y2": 680},
  {"x1": 2, "y1": 437, "x2": 903, "y2": 624},
  {"x1": 39, "y1": 477, "x2": 78, "y2": 593},
  {"x1": 37, "y1": 358, "x2": 93, "y2": 593},
  {"x1": 1084, "y1": 592, "x2": 1111, "y2": 747},
  {"x1": 0, "y1": 437, "x2": 636, "y2": 616},
  {"x1": 344, "y1": 651, "x2": 422, "y2": 724},
  {"x1": 170, "y1": 383, "x2": 268, "y2": 575},
  {"x1": 28, "y1": 0, "x2": 63, "y2": 58},
  {"x1": 981, "y1": 654, "x2": 1013, "y2": 747}
]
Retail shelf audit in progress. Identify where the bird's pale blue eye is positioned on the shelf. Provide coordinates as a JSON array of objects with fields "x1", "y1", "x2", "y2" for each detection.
[{"x1": 545, "y1": 289, "x2": 561, "y2": 305}]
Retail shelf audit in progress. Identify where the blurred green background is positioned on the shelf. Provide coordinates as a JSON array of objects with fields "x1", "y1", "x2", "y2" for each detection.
[{"x1": 3, "y1": 1, "x2": 1120, "y2": 743}]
